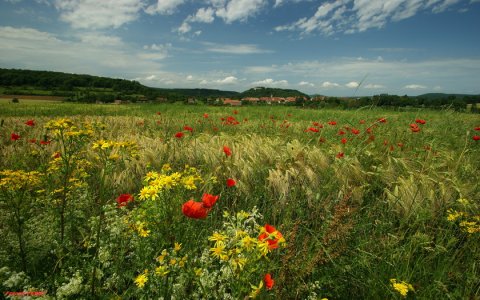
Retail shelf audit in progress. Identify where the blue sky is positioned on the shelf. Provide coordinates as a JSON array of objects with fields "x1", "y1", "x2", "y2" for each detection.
[{"x1": 0, "y1": 0, "x2": 479, "y2": 96}]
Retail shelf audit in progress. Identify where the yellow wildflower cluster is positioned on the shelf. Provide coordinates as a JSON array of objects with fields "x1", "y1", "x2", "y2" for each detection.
[
  {"x1": 153, "y1": 242, "x2": 187, "y2": 278},
  {"x1": 132, "y1": 221, "x2": 150, "y2": 237},
  {"x1": 92, "y1": 139, "x2": 139, "y2": 160},
  {"x1": 45, "y1": 118, "x2": 94, "y2": 139},
  {"x1": 208, "y1": 209, "x2": 277, "y2": 273},
  {"x1": 138, "y1": 165, "x2": 203, "y2": 201},
  {"x1": 0, "y1": 170, "x2": 42, "y2": 192},
  {"x1": 390, "y1": 278, "x2": 414, "y2": 297},
  {"x1": 134, "y1": 242, "x2": 187, "y2": 289},
  {"x1": 447, "y1": 198, "x2": 480, "y2": 234}
]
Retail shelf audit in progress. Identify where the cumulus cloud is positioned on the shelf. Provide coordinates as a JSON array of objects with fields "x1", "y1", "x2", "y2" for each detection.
[
  {"x1": 276, "y1": 0, "x2": 464, "y2": 35},
  {"x1": 364, "y1": 83, "x2": 385, "y2": 89},
  {"x1": 299, "y1": 81, "x2": 314, "y2": 87},
  {"x1": 215, "y1": 0, "x2": 268, "y2": 23},
  {"x1": 404, "y1": 84, "x2": 427, "y2": 89},
  {"x1": 251, "y1": 78, "x2": 288, "y2": 86},
  {"x1": 138, "y1": 43, "x2": 172, "y2": 61},
  {"x1": 189, "y1": 7, "x2": 216, "y2": 23},
  {"x1": 0, "y1": 26, "x2": 166, "y2": 76},
  {"x1": 215, "y1": 76, "x2": 238, "y2": 84},
  {"x1": 145, "y1": 0, "x2": 185, "y2": 15},
  {"x1": 321, "y1": 81, "x2": 341, "y2": 88},
  {"x1": 204, "y1": 42, "x2": 272, "y2": 54},
  {"x1": 345, "y1": 81, "x2": 360, "y2": 88},
  {"x1": 54, "y1": 0, "x2": 145, "y2": 29}
]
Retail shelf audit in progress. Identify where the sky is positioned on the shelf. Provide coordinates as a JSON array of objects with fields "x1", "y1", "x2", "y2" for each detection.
[{"x1": 0, "y1": 0, "x2": 479, "y2": 96}]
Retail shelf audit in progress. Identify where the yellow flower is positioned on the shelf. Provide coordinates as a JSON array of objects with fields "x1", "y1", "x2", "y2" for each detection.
[
  {"x1": 174, "y1": 242, "x2": 182, "y2": 252},
  {"x1": 249, "y1": 281, "x2": 263, "y2": 299},
  {"x1": 229, "y1": 257, "x2": 247, "y2": 271},
  {"x1": 209, "y1": 232, "x2": 228, "y2": 243},
  {"x1": 447, "y1": 209, "x2": 464, "y2": 222},
  {"x1": 240, "y1": 236, "x2": 257, "y2": 251},
  {"x1": 210, "y1": 241, "x2": 228, "y2": 261},
  {"x1": 390, "y1": 279, "x2": 414, "y2": 297},
  {"x1": 155, "y1": 265, "x2": 169, "y2": 277},
  {"x1": 194, "y1": 268, "x2": 203, "y2": 277},
  {"x1": 135, "y1": 270, "x2": 148, "y2": 288}
]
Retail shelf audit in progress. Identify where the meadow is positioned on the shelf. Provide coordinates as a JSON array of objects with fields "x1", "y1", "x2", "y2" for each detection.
[{"x1": 0, "y1": 102, "x2": 479, "y2": 299}]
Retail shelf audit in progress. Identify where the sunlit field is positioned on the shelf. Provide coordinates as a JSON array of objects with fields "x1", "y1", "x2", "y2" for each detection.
[{"x1": 1, "y1": 102, "x2": 479, "y2": 299}]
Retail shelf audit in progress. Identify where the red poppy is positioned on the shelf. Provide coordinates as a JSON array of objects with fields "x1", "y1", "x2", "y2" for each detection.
[
  {"x1": 116, "y1": 193, "x2": 134, "y2": 207},
  {"x1": 29, "y1": 139, "x2": 37, "y2": 143},
  {"x1": 258, "y1": 224, "x2": 283, "y2": 250},
  {"x1": 351, "y1": 128, "x2": 360, "y2": 135},
  {"x1": 336, "y1": 152, "x2": 344, "y2": 158},
  {"x1": 312, "y1": 122, "x2": 323, "y2": 128},
  {"x1": 341, "y1": 138, "x2": 347, "y2": 144},
  {"x1": 175, "y1": 132, "x2": 184, "y2": 138},
  {"x1": 53, "y1": 152, "x2": 61, "y2": 158},
  {"x1": 475, "y1": 127, "x2": 480, "y2": 131},
  {"x1": 305, "y1": 127, "x2": 319, "y2": 133},
  {"x1": 40, "y1": 140, "x2": 51, "y2": 145},
  {"x1": 203, "y1": 113, "x2": 209, "y2": 118},
  {"x1": 264, "y1": 274, "x2": 274, "y2": 290},
  {"x1": 338, "y1": 130, "x2": 346, "y2": 135},
  {"x1": 11, "y1": 133, "x2": 20, "y2": 141},
  {"x1": 25, "y1": 120, "x2": 35, "y2": 127},
  {"x1": 410, "y1": 124, "x2": 420, "y2": 132},
  {"x1": 327, "y1": 120, "x2": 337, "y2": 125},
  {"x1": 156, "y1": 112, "x2": 161, "y2": 115},
  {"x1": 184, "y1": 126, "x2": 193, "y2": 132},
  {"x1": 182, "y1": 199, "x2": 209, "y2": 219},
  {"x1": 415, "y1": 119, "x2": 426, "y2": 124},
  {"x1": 233, "y1": 110, "x2": 239, "y2": 115},
  {"x1": 378, "y1": 117, "x2": 387, "y2": 123},
  {"x1": 223, "y1": 145, "x2": 232, "y2": 157},
  {"x1": 473, "y1": 135, "x2": 480, "y2": 141},
  {"x1": 201, "y1": 193, "x2": 219, "y2": 208},
  {"x1": 359, "y1": 120, "x2": 366, "y2": 124},
  {"x1": 226, "y1": 178, "x2": 236, "y2": 187},
  {"x1": 397, "y1": 142, "x2": 404, "y2": 148}
]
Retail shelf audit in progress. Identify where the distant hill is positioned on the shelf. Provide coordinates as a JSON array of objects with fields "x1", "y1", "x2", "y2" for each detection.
[
  {"x1": 154, "y1": 88, "x2": 239, "y2": 98},
  {"x1": 240, "y1": 87, "x2": 308, "y2": 98},
  {"x1": 417, "y1": 93, "x2": 477, "y2": 99}
]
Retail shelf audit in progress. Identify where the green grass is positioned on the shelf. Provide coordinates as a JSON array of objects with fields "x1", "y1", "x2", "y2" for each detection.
[{"x1": 0, "y1": 103, "x2": 479, "y2": 299}]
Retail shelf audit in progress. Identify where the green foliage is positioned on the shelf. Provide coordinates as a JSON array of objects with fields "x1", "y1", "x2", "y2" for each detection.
[{"x1": 240, "y1": 87, "x2": 308, "y2": 98}]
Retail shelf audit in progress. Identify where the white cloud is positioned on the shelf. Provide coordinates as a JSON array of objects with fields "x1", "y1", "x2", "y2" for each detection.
[
  {"x1": 145, "y1": 0, "x2": 185, "y2": 15},
  {"x1": 346, "y1": 81, "x2": 359, "y2": 88},
  {"x1": 276, "y1": 0, "x2": 464, "y2": 36},
  {"x1": 432, "y1": 0, "x2": 461, "y2": 13},
  {"x1": 321, "y1": 81, "x2": 341, "y2": 88},
  {"x1": 299, "y1": 81, "x2": 314, "y2": 87},
  {"x1": 215, "y1": 0, "x2": 268, "y2": 23},
  {"x1": 139, "y1": 43, "x2": 172, "y2": 60},
  {"x1": 54, "y1": 0, "x2": 145, "y2": 29},
  {"x1": 364, "y1": 83, "x2": 385, "y2": 89},
  {"x1": 186, "y1": 75, "x2": 194, "y2": 80},
  {"x1": 0, "y1": 26, "x2": 167, "y2": 77},
  {"x1": 204, "y1": 42, "x2": 272, "y2": 54},
  {"x1": 80, "y1": 33, "x2": 123, "y2": 46},
  {"x1": 364, "y1": 84, "x2": 385, "y2": 89},
  {"x1": 215, "y1": 76, "x2": 238, "y2": 84},
  {"x1": 404, "y1": 84, "x2": 427, "y2": 89},
  {"x1": 177, "y1": 22, "x2": 192, "y2": 34},
  {"x1": 145, "y1": 75, "x2": 156, "y2": 80},
  {"x1": 189, "y1": 7, "x2": 216, "y2": 23},
  {"x1": 251, "y1": 78, "x2": 288, "y2": 86}
]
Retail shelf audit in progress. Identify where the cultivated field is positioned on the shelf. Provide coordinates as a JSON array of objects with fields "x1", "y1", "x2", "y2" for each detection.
[{"x1": 0, "y1": 103, "x2": 479, "y2": 299}]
